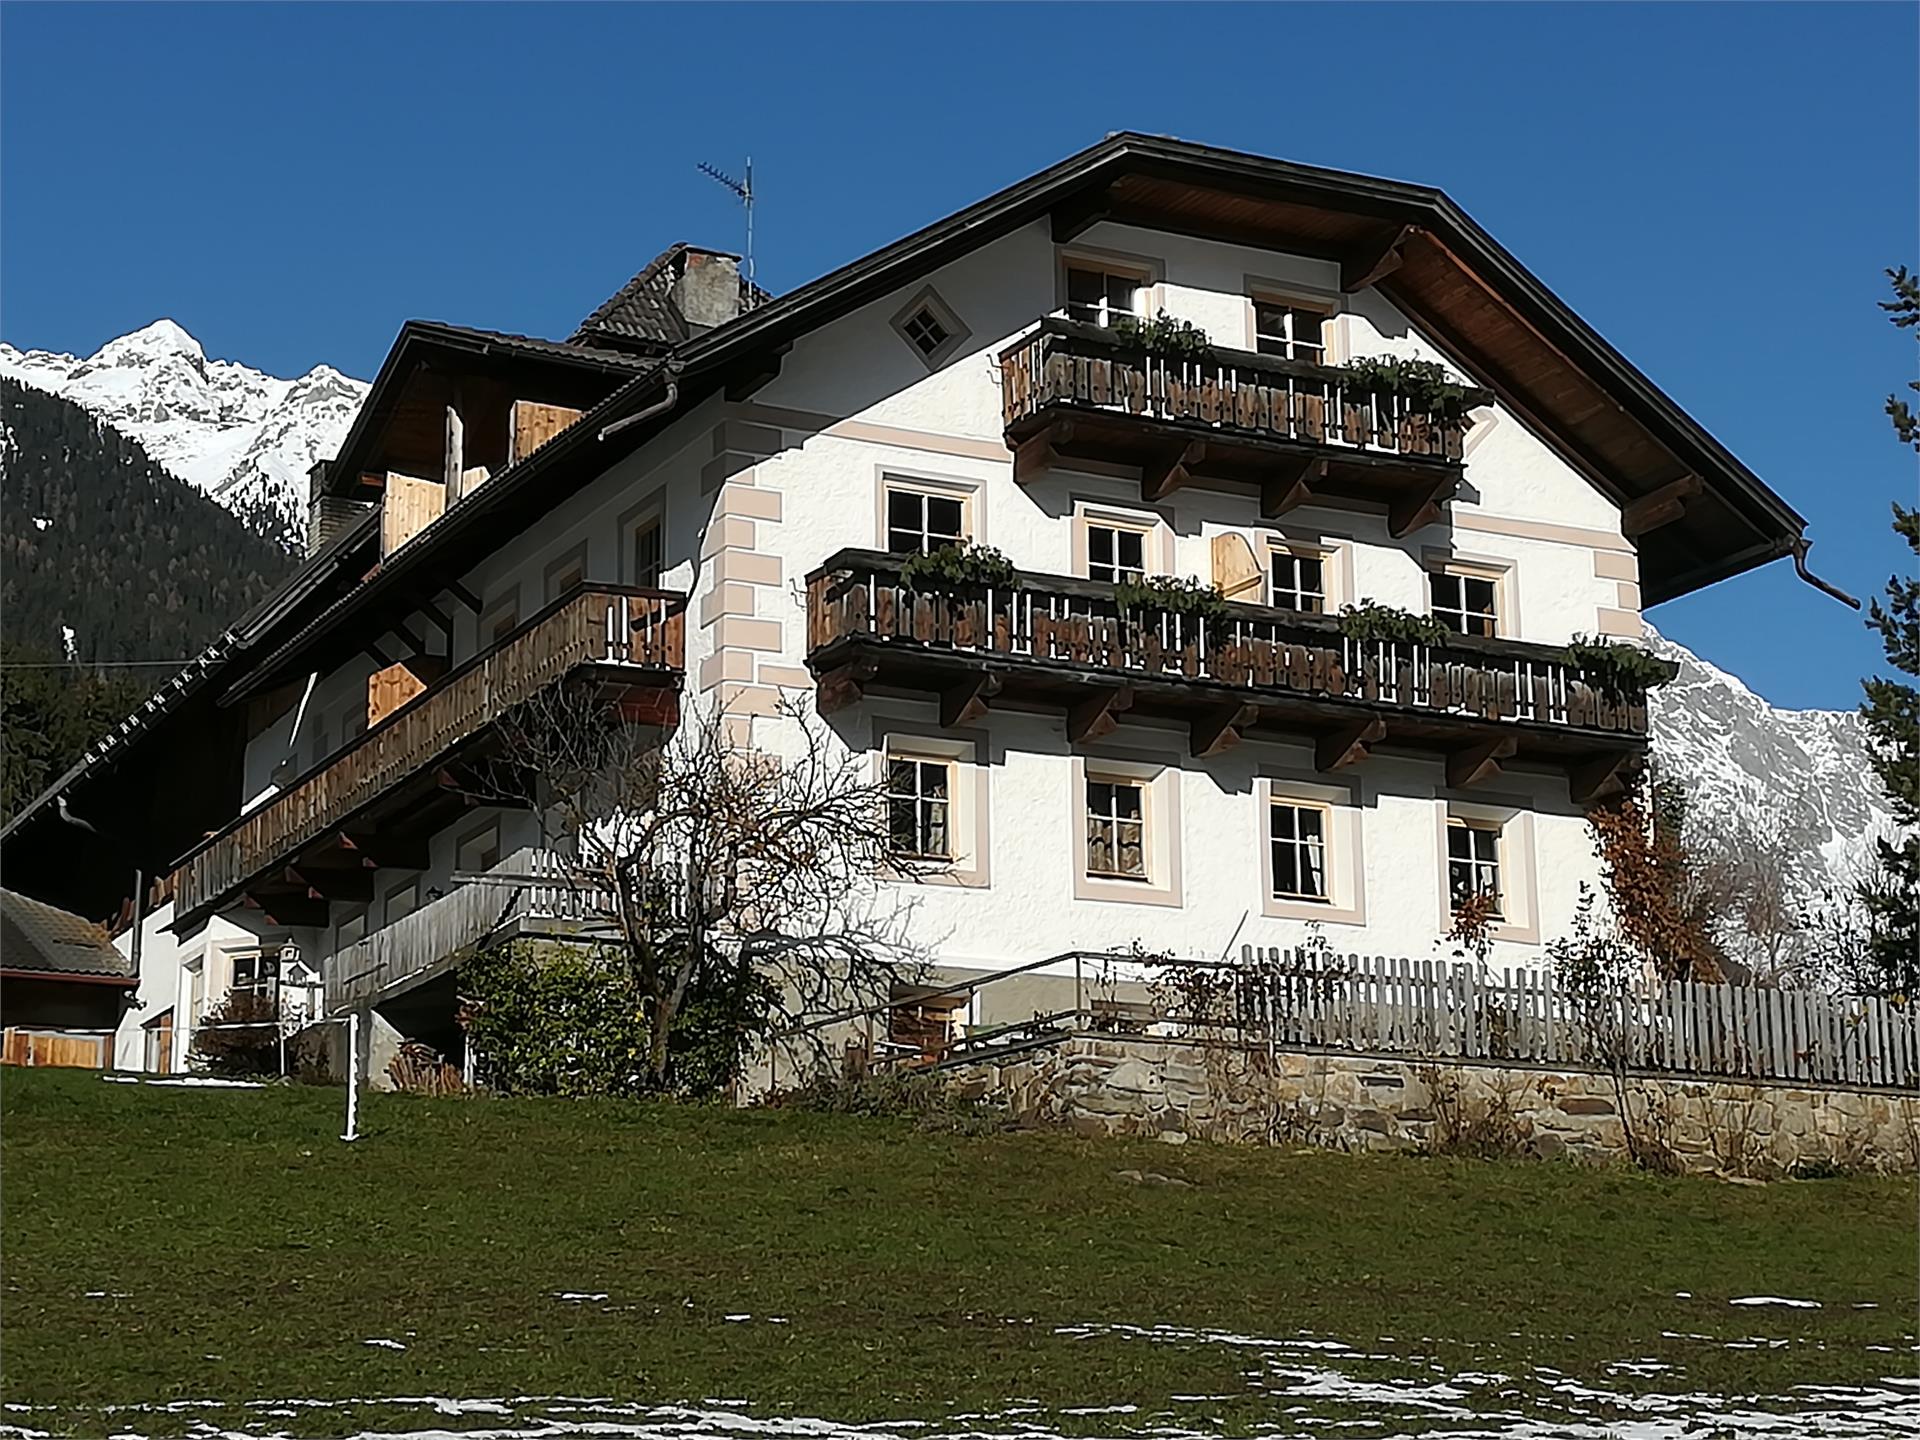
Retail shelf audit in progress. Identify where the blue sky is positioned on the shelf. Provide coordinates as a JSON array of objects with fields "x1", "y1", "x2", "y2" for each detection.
[{"x1": 3, "y1": 3, "x2": 1913, "y2": 711}]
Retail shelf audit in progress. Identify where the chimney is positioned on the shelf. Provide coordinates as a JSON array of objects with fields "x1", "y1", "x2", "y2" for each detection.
[
  {"x1": 671, "y1": 250, "x2": 742, "y2": 334},
  {"x1": 306, "y1": 459, "x2": 371, "y2": 556}
]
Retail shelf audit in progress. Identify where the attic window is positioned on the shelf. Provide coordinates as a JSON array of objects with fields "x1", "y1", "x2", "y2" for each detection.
[{"x1": 890, "y1": 287, "x2": 970, "y2": 370}]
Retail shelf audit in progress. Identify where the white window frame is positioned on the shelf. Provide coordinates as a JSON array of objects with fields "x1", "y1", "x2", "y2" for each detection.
[
  {"x1": 889, "y1": 285, "x2": 972, "y2": 371},
  {"x1": 1084, "y1": 777, "x2": 1148, "y2": 881},
  {"x1": 1251, "y1": 296, "x2": 1332, "y2": 364},
  {"x1": 1059, "y1": 251, "x2": 1155, "y2": 329},
  {"x1": 384, "y1": 880, "x2": 420, "y2": 926},
  {"x1": 1269, "y1": 543, "x2": 1332, "y2": 614},
  {"x1": 1086, "y1": 521, "x2": 1149, "y2": 585},
  {"x1": 886, "y1": 755, "x2": 955, "y2": 861},
  {"x1": 1446, "y1": 817, "x2": 1504, "y2": 917},
  {"x1": 621, "y1": 491, "x2": 666, "y2": 589},
  {"x1": 1268, "y1": 798, "x2": 1332, "y2": 904},
  {"x1": 1437, "y1": 800, "x2": 1540, "y2": 945},
  {"x1": 1428, "y1": 562, "x2": 1505, "y2": 638},
  {"x1": 543, "y1": 543, "x2": 589, "y2": 604},
  {"x1": 875, "y1": 724, "x2": 989, "y2": 888},
  {"x1": 1073, "y1": 752, "x2": 1183, "y2": 909},
  {"x1": 879, "y1": 473, "x2": 976, "y2": 555},
  {"x1": 1260, "y1": 774, "x2": 1365, "y2": 925}
]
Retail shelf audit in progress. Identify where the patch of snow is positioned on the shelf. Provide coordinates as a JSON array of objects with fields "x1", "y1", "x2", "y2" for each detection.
[
  {"x1": 1730, "y1": 1296, "x2": 1823, "y2": 1309},
  {"x1": 147, "y1": 1076, "x2": 264, "y2": 1089},
  {"x1": 361, "y1": 1338, "x2": 406, "y2": 1351}
]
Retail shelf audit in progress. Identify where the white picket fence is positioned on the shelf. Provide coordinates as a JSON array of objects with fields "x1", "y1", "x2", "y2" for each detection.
[{"x1": 1224, "y1": 947, "x2": 1918, "y2": 1091}]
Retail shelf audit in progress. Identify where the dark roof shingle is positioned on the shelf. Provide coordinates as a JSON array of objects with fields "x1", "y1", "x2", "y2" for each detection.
[
  {"x1": 1, "y1": 888, "x2": 133, "y2": 980},
  {"x1": 571, "y1": 244, "x2": 769, "y2": 352}
]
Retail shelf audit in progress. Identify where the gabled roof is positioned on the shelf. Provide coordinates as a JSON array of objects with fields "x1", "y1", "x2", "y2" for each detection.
[
  {"x1": 570, "y1": 244, "x2": 771, "y2": 354},
  {"x1": 0, "y1": 888, "x2": 133, "y2": 982},
  {"x1": 226, "y1": 133, "x2": 1822, "y2": 706}
]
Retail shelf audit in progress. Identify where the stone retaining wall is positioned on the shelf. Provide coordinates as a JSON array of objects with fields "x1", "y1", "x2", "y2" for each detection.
[{"x1": 955, "y1": 1037, "x2": 1920, "y2": 1177}]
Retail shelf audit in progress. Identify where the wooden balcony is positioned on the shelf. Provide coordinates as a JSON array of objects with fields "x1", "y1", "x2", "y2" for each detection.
[
  {"x1": 807, "y1": 551, "x2": 1653, "y2": 804},
  {"x1": 171, "y1": 586, "x2": 685, "y2": 929},
  {"x1": 1000, "y1": 319, "x2": 1486, "y2": 535}
]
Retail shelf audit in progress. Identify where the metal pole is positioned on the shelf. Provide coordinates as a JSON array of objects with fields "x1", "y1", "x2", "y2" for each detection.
[{"x1": 342, "y1": 1012, "x2": 361, "y2": 1143}]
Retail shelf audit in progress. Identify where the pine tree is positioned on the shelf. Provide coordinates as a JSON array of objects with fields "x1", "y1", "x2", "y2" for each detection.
[{"x1": 1850, "y1": 269, "x2": 1920, "y2": 995}]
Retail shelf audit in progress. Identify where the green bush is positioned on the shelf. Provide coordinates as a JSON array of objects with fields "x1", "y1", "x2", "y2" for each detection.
[
  {"x1": 899, "y1": 540, "x2": 1018, "y2": 592},
  {"x1": 1335, "y1": 356, "x2": 1476, "y2": 420},
  {"x1": 768, "y1": 1068, "x2": 1009, "y2": 1135},
  {"x1": 189, "y1": 990, "x2": 286, "y2": 1079},
  {"x1": 1114, "y1": 574, "x2": 1230, "y2": 626},
  {"x1": 1563, "y1": 636, "x2": 1675, "y2": 697},
  {"x1": 1336, "y1": 600, "x2": 1454, "y2": 647},
  {"x1": 1108, "y1": 312, "x2": 1213, "y2": 358},
  {"x1": 459, "y1": 941, "x2": 773, "y2": 1100}
]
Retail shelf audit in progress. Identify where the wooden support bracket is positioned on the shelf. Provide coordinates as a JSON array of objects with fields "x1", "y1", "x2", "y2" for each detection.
[
  {"x1": 939, "y1": 673, "x2": 1002, "y2": 730},
  {"x1": 1342, "y1": 224, "x2": 1415, "y2": 293},
  {"x1": 1142, "y1": 441, "x2": 1206, "y2": 503},
  {"x1": 814, "y1": 658, "x2": 878, "y2": 716},
  {"x1": 1191, "y1": 702, "x2": 1260, "y2": 759},
  {"x1": 1066, "y1": 685, "x2": 1134, "y2": 745},
  {"x1": 1387, "y1": 475, "x2": 1455, "y2": 539},
  {"x1": 1569, "y1": 749, "x2": 1637, "y2": 806},
  {"x1": 1315, "y1": 717, "x2": 1387, "y2": 773},
  {"x1": 1260, "y1": 454, "x2": 1328, "y2": 519},
  {"x1": 1621, "y1": 474, "x2": 1703, "y2": 538},
  {"x1": 1013, "y1": 423, "x2": 1072, "y2": 484},
  {"x1": 1447, "y1": 735, "x2": 1518, "y2": 790},
  {"x1": 445, "y1": 580, "x2": 483, "y2": 615}
]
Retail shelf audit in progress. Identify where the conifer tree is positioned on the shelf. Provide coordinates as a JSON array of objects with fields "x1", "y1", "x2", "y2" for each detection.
[{"x1": 1850, "y1": 269, "x2": 1920, "y2": 994}]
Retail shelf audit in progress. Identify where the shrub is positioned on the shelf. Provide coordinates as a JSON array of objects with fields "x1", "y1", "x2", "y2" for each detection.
[
  {"x1": 899, "y1": 540, "x2": 1018, "y2": 592},
  {"x1": 1336, "y1": 356, "x2": 1476, "y2": 420},
  {"x1": 458, "y1": 941, "x2": 773, "y2": 1100},
  {"x1": 1563, "y1": 636, "x2": 1676, "y2": 697},
  {"x1": 189, "y1": 990, "x2": 286, "y2": 1078},
  {"x1": 1108, "y1": 311, "x2": 1212, "y2": 358},
  {"x1": 767, "y1": 1067, "x2": 1008, "y2": 1135},
  {"x1": 1336, "y1": 600, "x2": 1453, "y2": 647},
  {"x1": 1114, "y1": 574, "x2": 1230, "y2": 626}
]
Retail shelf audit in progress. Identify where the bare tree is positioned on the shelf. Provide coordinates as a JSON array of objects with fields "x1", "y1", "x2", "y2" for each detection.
[{"x1": 484, "y1": 687, "x2": 931, "y2": 1089}]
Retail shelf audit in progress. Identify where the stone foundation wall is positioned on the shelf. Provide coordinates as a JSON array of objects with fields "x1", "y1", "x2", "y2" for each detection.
[{"x1": 957, "y1": 1037, "x2": 1920, "y2": 1177}]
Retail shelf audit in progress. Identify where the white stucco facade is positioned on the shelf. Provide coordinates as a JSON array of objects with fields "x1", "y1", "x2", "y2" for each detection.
[{"x1": 211, "y1": 213, "x2": 1657, "y2": 1024}]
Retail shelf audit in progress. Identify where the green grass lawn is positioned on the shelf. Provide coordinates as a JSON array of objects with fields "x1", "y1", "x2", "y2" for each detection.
[{"x1": 2, "y1": 1067, "x2": 1913, "y2": 1435}]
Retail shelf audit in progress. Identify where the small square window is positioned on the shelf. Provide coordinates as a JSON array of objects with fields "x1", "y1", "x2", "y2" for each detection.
[
  {"x1": 1270, "y1": 548, "x2": 1327, "y2": 613},
  {"x1": 1447, "y1": 819, "x2": 1503, "y2": 916},
  {"x1": 1086, "y1": 779, "x2": 1147, "y2": 880},
  {"x1": 1087, "y1": 524, "x2": 1147, "y2": 585},
  {"x1": 885, "y1": 485, "x2": 967, "y2": 555},
  {"x1": 1429, "y1": 569, "x2": 1499, "y2": 637},
  {"x1": 1066, "y1": 265, "x2": 1143, "y2": 328},
  {"x1": 902, "y1": 309, "x2": 948, "y2": 357},
  {"x1": 887, "y1": 758, "x2": 952, "y2": 860},
  {"x1": 1270, "y1": 802, "x2": 1329, "y2": 902},
  {"x1": 1253, "y1": 301, "x2": 1329, "y2": 363}
]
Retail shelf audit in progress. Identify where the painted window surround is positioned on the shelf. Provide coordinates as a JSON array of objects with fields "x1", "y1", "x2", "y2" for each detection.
[
  {"x1": 1435, "y1": 796, "x2": 1541, "y2": 946},
  {"x1": 1071, "y1": 747, "x2": 1184, "y2": 910},
  {"x1": 873, "y1": 714, "x2": 991, "y2": 889}
]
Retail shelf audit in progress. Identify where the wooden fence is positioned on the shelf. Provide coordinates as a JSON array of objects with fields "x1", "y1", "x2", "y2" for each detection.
[{"x1": 1193, "y1": 947, "x2": 1920, "y2": 1090}]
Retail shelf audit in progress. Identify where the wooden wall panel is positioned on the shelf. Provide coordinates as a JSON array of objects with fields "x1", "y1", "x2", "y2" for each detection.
[
  {"x1": 509, "y1": 401, "x2": 584, "y2": 465},
  {"x1": 380, "y1": 473, "x2": 447, "y2": 557}
]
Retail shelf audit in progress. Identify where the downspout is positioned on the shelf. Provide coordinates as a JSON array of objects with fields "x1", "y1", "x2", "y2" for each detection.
[
  {"x1": 1789, "y1": 536, "x2": 1861, "y2": 610},
  {"x1": 597, "y1": 368, "x2": 683, "y2": 443}
]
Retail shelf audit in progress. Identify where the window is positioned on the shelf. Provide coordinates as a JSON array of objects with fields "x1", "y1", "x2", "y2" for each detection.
[
  {"x1": 1447, "y1": 819, "x2": 1502, "y2": 916},
  {"x1": 1269, "y1": 802, "x2": 1329, "y2": 903},
  {"x1": 1087, "y1": 523, "x2": 1147, "y2": 584},
  {"x1": 886, "y1": 758, "x2": 952, "y2": 860},
  {"x1": 1270, "y1": 547, "x2": 1327, "y2": 613},
  {"x1": 385, "y1": 883, "x2": 419, "y2": 925},
  {"x1": 338, "y1": 908, "x2": 368, "y2": 949},
  {"x1": 544, "y1": 550, "x2": 586, "y2": 602},
  {"x1": 885, "y1": 486, "x2": 966, "y2": 555},
  {"x1": 483, "y1": 598, "x2": 520, "y2": 647},
  {"x1": 456, "y1": 824, "x2": 502, "y2": 876},
  {"x1": 890, "y1": 287, "x2": 970, "y2": 369},
  {"x1": 1253, "y1": 301, "x2": 1329, "y2": 363},
  {"x1": 632, "y1": 517, "x2": 663, "y2": 588},
  {"x1": 1085, "y1": 779, "x2": 1147, "y2": 880},
  {"x1": 1429, "y1": 568, "x2": 1500, "y2": 637},
  {"x1": 1065, "y1": 265, "x2": 1143, "y2": 328},
  {"x1": 230, "y1": 951, "x2": 278, "y2": 1001}
]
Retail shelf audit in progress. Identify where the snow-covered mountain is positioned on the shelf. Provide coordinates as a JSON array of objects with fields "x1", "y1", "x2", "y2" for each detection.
[
  {"x1": 0, "y1": 320, "x2": 366, "y2": 548},
  {"x1": 1647, "y1": 625, "x2": 1891, "y2": 901}
]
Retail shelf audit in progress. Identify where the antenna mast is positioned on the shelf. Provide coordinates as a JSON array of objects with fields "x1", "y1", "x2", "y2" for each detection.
[{"x1": 697, "y1": 156, "x2": 755, "y2": 301}]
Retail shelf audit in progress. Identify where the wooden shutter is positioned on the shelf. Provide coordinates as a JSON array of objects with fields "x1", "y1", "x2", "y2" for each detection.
[
  {"x1": 1210, "y1": 533, "x2": 1264, "y2": 601},
  {"x1": 509, "y1": 401, "x2": 585, "y2": 465},
  {"x1": 380, "y1": 474, "x2": 447, "y2": 557}
]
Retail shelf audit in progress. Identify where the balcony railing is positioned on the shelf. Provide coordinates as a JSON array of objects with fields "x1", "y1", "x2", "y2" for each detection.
[
  {"x1": 807, "y1": 552, "x2": 1650, "y2": 742},
  {"x1": 173, "y1": 586, "x2": 685, "y2": 925},
  {"x1": 1000, "y1": 317, "x2": 1478, "y2": 465}
]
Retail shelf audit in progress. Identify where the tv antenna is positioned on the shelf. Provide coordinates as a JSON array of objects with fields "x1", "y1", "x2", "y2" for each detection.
[{"x1": 698, "y1": 156, "x2": 755, "y2": 299}]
